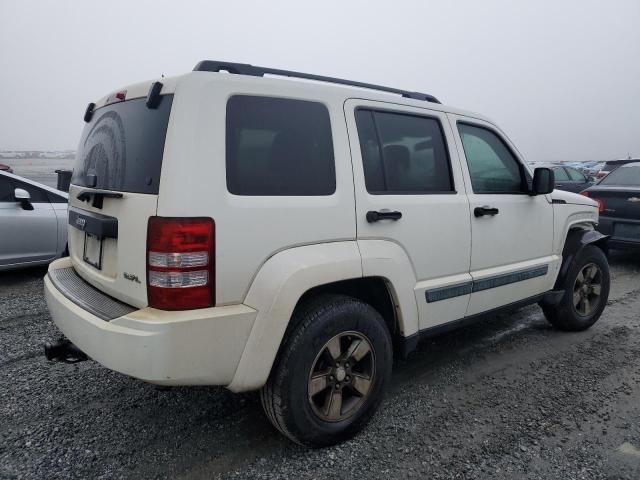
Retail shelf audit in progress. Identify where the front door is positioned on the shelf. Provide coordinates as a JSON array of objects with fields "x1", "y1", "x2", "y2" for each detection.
[
  {"x1": 448, "y1": 116, "x2": 557, "y2": 316},
  {"x1": 0, "y1": 175, "x2": 58, "y2": 266},
  {"x1": 345, "y1": 99, "x2": 472, "y2": 333}
]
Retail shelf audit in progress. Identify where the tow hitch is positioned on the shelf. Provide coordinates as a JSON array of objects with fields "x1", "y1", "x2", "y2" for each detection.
[{"x1": 44, "y1": 339, "x2": 88, "y2": 364}]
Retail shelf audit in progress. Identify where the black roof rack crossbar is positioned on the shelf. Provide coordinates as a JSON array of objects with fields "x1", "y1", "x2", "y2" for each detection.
[{"x1": 193, "y1": 60, "x2": 441, "y2": 104}]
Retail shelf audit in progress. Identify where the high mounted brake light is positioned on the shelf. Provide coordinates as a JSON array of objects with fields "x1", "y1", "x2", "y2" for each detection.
[
  {"x1": 105, "y1": 90, "x2": 127, "y2": 105},
  {"x1": 147, "y1": 217, "x2": 215, "y2": 310}
]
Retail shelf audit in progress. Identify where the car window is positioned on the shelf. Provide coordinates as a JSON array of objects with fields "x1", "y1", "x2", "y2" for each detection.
[
  {"x1": 72, "y1": 95, "x2": 174, "y2": 194},
  {"x1": 355, "y1": 109, "x2": 453, "y2": 194},
  {"x1": 47, "y1": 191, "x2": 67, "y2": 203},
  {"x1": 566, "y1": 167, "x2": 586, "y2": 182},
  {"x1": 458, "y1": 123, "x2": 524, "y2": 194},
  {"x1": 599, "y1": 163, "x2": 640, "y2": 186},
  {"x1": 0, "y1": 176, "x2": 13, "y2": 202},
  {"x1": 14, "y1": 180, "x2": 48, "y2": 202},
  {"x1": 553, "y1": 167, "x2": 570, "y2": 181},
  {"x1": 226, "y1": 96, "x2": 335, "y2": 196}
]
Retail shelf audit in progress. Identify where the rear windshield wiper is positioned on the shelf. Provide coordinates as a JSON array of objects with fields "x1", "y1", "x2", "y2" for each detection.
[{"x1": 76, "y1": 188, "x2": 123, "y2": 209}]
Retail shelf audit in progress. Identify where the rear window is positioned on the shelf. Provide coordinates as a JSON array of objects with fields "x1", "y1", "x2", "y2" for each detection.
[
  {"x1": 71, "y1": 95, "x2": 173, "y2": 194},
  {"x1": 599, "y1": 163, "x2": 640, "y2": 186},
  {"x1": 226, "y1": 96, "x2": 335, "y2": 196}
]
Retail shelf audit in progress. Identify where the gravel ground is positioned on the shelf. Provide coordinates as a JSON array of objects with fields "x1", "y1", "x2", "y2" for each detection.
[{"x1": 1, "y1": 250, "x2": 639, "y2": 480}]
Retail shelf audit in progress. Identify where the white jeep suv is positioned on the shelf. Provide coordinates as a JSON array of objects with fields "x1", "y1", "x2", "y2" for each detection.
[{"x1": 44, "y1": 61, "x2": 610, "y2": 447}]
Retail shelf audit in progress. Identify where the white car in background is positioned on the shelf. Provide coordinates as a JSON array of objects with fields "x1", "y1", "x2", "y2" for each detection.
[{"x1": 0, "y1": 170, "x2": 68, "y2": 270}]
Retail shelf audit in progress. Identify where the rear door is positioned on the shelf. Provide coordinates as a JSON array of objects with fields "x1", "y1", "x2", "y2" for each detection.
[
  {"x1": 345, "y1": 100, "x2": 472, "y2": 330},
  {"x1": 0, "y1": 174, "x2": 58, "y2": 266},
  {"x1": 67, "y1": 93, "x2": 173, "y2": 308},
  {"x1": 448, "y1": 115, "x2": 556, "y2": 316}
]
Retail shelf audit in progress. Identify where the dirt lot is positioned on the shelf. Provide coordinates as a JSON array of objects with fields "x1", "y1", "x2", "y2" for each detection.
[{"x1": 1, "y1": 251, "x2": 639, "y2": 480}]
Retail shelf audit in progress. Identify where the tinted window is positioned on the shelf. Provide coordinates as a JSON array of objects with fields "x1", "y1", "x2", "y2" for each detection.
[
  {"x1": 226, "y1": 96, "x2": 335, "y2": 196},
  {"x1": 553, "y1": 167, "x2": 570, "y2": 181},
  {"x1": 72, "y1": 95, "x2": 173, "y2": 194},
  {"x1": 600, "y1": 163, "x2": 640, "y2": 186},
  {"x1": 0, "y1": 176, "x2": 47, "y2": 203},
  {"x1": 458, "y1": 123, "x2": 524, "y2": 194},
  {"x1": 355, "y1": 110, "x2": 453, "y2": 194},
  {"x1": 14, "y1": 180, "x2": 48, "y2": 202},
  {"x1": 47, "y1": 192, "x2": 68, "y2": 203},
  {"x1": 566, "y1": 168, "x2": 586, "y2": 182},
  {"x1": 0, "y1": 176, "x2": 13, "y2": 202}
]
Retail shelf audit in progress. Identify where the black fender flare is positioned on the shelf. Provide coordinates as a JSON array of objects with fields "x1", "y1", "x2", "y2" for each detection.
[{"x1": 554, "y1": 229, "x2": 609, "y2": 289}]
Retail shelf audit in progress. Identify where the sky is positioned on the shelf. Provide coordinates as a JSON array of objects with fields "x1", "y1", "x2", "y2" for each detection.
[{"x1": 0, "y1": 0, "x2": 639, "y2": 163}]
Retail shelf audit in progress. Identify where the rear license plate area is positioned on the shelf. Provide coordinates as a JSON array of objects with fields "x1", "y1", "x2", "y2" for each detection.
[
  {"x1": 83, "y1": 233, "x2": 103, "y2": 270},
  {"x1": 614, "y1": 223, "x2": 640, "y2": 240}
]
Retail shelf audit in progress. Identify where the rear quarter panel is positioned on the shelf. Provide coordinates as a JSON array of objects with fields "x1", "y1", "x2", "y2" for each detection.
[{"x1": 156, "y1": 73, "x2": 357, "y2": 305}]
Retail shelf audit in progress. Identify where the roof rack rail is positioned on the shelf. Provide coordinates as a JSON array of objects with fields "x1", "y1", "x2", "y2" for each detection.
[{"x1": 193, "y1": 60, "x2": 441, "y2": 104}]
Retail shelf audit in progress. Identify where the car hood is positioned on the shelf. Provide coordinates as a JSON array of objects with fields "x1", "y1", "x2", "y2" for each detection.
[{"x1": 551, "y1": 189, "x2": 597, "y2": 207}]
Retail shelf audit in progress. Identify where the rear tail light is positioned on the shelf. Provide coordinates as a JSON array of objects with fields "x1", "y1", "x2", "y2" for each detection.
[
  {"x1": 580, "y1": 191, "x2": 604, "y2": 212},
  {"x1": 146, "y1": 217, "x2": 215, "y2": 310}
]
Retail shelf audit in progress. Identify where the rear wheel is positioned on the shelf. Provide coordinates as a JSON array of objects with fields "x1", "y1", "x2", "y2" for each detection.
[
  {"x1": 543, "y1": 245, "x2": 610, "y2": 331},
  {"x1": 260, "y1": 294, "x2": 392, "y2": 447}
]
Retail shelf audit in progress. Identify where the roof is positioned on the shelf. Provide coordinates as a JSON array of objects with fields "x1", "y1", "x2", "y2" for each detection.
[{"x1": 194, "y1": 60, "x2": 441, "y2": 104}]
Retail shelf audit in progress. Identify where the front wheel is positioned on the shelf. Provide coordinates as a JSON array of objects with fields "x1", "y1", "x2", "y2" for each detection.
[
  {"x1": 260, "y1": 294, "x2": 392, "y2": 447},
  {"x1": 543, "y1": 244, "x2": 610, "y2": 331}
]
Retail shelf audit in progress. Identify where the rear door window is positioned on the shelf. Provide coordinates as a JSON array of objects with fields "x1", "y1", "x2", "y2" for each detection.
[
  {"x1": 553, "y1": 168, "x2": 570, "y2": 181},
  {"x1": 355, "y1": 109, "x2": 454, "y2": 194},
  {"x1": 566, "y1": 168, "x2": 586, "y2": 182},
  {"x1": 72, "y1": 95, "x2": 174, "y2": 194},
  {"x1": 226, "y1": 96, "x2": 335, "y2": 196}
]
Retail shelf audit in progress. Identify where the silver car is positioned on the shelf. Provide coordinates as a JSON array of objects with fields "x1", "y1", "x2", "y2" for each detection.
[{"x1": 0, "y1": 170, "x2": 68, "y2": 270}]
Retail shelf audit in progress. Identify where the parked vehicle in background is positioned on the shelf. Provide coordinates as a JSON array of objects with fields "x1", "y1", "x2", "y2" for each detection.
[
  {"x1": 0, "y1": 163, "x2": 14, "y2": 173},
  {"x1": 583, "y1": 161, "x2": 640, "y2": 249},
  {"x1": 0, "y1": 171, "x2": 68, "y2": 270},
  {"x1": 551, "y1": 165, "x2": 594, "y2": 193},
  {"x1": 583, "y1": 162, "x2": 605, "y2": 178},
  {"x1": 595, "y1": 159, "x2": 639, "y2": 180},
  {"x1": 43, "y1": 60, "x2": 609, "y2": 447}
]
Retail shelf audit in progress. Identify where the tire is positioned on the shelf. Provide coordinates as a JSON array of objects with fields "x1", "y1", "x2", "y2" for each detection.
[
  {"x1": 542, "y1": 244, "x2": 610, "y2": 331},
  {"x1": 260, "y1": 294, "x2": 393, "y2": 447}
]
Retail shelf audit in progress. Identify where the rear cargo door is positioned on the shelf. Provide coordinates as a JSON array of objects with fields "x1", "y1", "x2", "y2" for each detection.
[{"x1": 67, "y1": 93, "x2": 174, "y2": 308}]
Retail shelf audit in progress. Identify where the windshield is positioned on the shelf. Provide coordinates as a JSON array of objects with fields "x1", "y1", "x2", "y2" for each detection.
[
  {"x1": 599, "y1": 163, "x2": 640, "y2": 186},
  {"x1": 71, "y1": 95, "x2": 173, "y2": 194}
]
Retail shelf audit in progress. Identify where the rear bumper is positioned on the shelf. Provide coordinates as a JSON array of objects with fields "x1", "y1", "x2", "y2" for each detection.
[
  {"x1": 44, "y1": 257, "x2": 257, "y2": 386},
  {"x1": 598, "y1": 217, "x2": 640, "y2": 249}
]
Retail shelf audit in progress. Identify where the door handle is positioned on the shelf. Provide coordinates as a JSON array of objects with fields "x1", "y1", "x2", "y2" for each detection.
[
  {"x1": 474, "y1": 206, "x2": 499, "y2": 217},
  {"x1": 366, "y1": 210, "x2": 403, "y2": 223}
]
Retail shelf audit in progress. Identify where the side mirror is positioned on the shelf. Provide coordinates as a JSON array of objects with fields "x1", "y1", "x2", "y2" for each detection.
[
  {"x1": 14, "y1": 188, "x2": 33, "y2": 210},
  {"x1": 531, "y1": 167, "x2": 555, "y2": 195}
]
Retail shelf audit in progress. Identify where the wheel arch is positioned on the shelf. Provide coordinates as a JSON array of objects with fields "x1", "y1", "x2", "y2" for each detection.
[
  {"x1": 554, "y1": 225, "x2": 609, "y2": 290},
  {"x1": 228, "y1": 242, "x2": 363, "y2": 392},
  {"x1": 293, "y1": 276, "x2": 401, "y2": 349}
]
